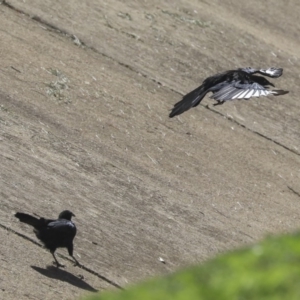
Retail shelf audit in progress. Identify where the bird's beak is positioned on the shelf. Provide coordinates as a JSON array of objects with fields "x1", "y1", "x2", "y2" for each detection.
[{"x1": 72, "y1": 213, "x2": 76, "y2": 217}]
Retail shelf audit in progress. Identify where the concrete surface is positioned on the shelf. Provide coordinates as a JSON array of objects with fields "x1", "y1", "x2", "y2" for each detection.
[{"x1": 1, "y1": 0, "x2": 300, "y2": 299}]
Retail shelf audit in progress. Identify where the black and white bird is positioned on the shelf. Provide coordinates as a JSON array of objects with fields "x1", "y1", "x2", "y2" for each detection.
[
  {"x1": 15, "y1": 210, "x2": 79, "y2": 267},
  {"x1": 169, "y1": 67, "x2": 288, "y2": 118}
]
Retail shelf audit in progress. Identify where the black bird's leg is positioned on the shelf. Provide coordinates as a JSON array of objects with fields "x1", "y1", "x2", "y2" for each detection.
[
  {"x1": 51, "y1": 252, "x2": 65, "y2": 268},
  {"x1": 71, "y1": 255, "x2": 80, "y2": 267},
  {"x1": 213, "y1": 101, "x2": 224, "y2": 106},
  {"x1": 67, "y1": 244, "x2": 80, "y2": 266}
]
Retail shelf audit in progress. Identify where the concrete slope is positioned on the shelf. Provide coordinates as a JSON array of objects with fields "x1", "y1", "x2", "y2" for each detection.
[{"x1": 1, "y1": 1, "x2": 300, "y2": 299}]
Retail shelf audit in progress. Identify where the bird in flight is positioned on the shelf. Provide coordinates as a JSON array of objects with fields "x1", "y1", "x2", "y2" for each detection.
[
  {"x1": 169, "y1": 67, "x2": 288, "y2": 118},
  {"x1": 15, "y1": 210, "x2": 79, "y2": 267}
]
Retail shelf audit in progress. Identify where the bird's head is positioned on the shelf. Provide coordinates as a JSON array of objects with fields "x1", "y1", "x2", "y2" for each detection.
[{"x1": 58, "y1": 210, "x2": 75, "y2": 220}]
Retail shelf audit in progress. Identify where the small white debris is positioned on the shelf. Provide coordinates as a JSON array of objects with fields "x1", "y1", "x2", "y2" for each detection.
[
  {"x1": 159, "y1": 257, "x2": 166, "y2": 264},
  {"x1": 146, "y1": 153, "x2": 157, "y2": 164},
  {"x1": 72, "y1": 35, "x2": 82, "y2": 46}
]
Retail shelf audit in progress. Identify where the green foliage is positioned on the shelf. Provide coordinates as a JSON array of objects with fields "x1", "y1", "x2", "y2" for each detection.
[{"x1": 86, "y1": 232, "x2": 300, "y2": 300}]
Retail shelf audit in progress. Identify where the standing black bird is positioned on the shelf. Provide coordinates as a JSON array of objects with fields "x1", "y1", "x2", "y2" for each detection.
[
  {"x1": 169, "y1": 67, "x2": 288, "y2": 118},
  {"x1": 15, "y1": 210, "x2": 79, "y2": 267}
]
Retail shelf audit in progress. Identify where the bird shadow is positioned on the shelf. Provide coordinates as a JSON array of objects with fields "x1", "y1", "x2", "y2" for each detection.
[{"x1": 31, "y1": 265, "x2": 98, "y2": 292}]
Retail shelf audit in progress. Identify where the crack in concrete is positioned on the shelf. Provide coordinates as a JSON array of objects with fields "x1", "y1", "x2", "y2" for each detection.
[{"x1": 287, "y1": 186, "x2": 300, "y2": 199}]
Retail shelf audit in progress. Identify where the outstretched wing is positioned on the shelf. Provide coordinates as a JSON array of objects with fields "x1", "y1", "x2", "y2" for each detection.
[
  {"x1": 169, "y1": 85, "x2": 207, "y2": 118},
  {"x1": 210, "y1": 81, "x2": 286, "y2": 102}
]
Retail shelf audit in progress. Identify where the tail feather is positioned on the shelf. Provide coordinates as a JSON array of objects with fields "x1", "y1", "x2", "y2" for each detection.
[
  {"x1": 169, "y1": 86, "x2": 207, "y2": 118},
  {"x1": 15, "y1": 213, "x2": 40, "y2": 229},
  {"x1": 272, "y1": 90, "x2": 289, "y2": 96}
]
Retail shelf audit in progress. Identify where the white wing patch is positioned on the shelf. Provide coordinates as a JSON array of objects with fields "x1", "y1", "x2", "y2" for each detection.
[
  {"x1": 237, "y1": 89, "x2": 250, "y2": 99},
  {"x1": 211, "y1": 84, "x2": 275, "y2": 101},
  {"x1": 252, "y1": 90, "x2": 261, "y2": 97}
]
